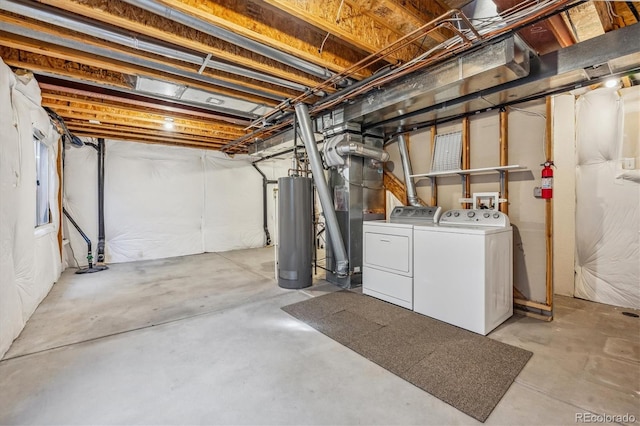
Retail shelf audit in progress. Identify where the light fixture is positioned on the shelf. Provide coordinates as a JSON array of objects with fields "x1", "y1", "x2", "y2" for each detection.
[
  {"x1": 604, "y1": 79, "x2": 619, "y2": 88},
  {"x1": 163, "y1": 117, "x2": 174, "y2": 130},
  {"x1": 88, "y1": 119, "x2": 101, "y2": 125}
]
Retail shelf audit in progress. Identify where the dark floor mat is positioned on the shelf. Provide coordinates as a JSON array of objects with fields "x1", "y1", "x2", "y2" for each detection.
[{"x1": 282, "y1": 290, "x2": 532, "y2": 422}]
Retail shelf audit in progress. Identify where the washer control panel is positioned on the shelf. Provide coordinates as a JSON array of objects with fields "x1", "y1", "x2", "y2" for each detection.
[
  {"x1": 390, "y1": 206, "x2": 442, "y2": 224},
  {"x1": 439, "y1": 209, "x2": 510, "y2": 227}
]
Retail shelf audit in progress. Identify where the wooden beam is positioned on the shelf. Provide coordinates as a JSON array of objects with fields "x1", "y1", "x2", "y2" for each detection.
[
  {"x1": 461, "y1": 116, "x2": 471, "y2": 209},
  {"x1": 545, "y1": 97, "x2": 554, "y2": 309},
  {"x1": 262, "y1": 0, "x2": 419, "y2": 62},
  {"x1": 37, "y1": 0, "x2": 327, "y2": 88},
  {"x1": 383, "y1": 169, "x2": 428, "y2": 207},
  {"x1": 41, "y1": 94, "x2": 245, "y2": 136},
  {"x1": 547, "y1": 14, "x2": 576, "y2": 47},
  {"x1": 71, "y1": 128, "x2": 225, "y2": 149},
  {"x1": 514, "y1": 298, "x2": 553, "y2": 312},
  {"x1": 430, "y1": 125, "x2": 437, "y2": 206},
  {"x1": 66, "y1": 122, "x2": 228, "y2": 145},
  {"x1": 0, "y1": 13, "x2": 294, "y2": 101},
  {"x1": 565, "y1": 2, "x2": 606, "y2": 42},
  {"x1": 348, "y1": 0, "x2": 451, "y2": 45},
  {"x1": 148, "y1": 0, "x2": 374, "y2": 75},
  {"x1": 0, "y1": 33, "x2": 279, "y2": 105},
  {"x1": 40, "y1": 84, "x2": 249, "y2": 126},
  {"x1": 499, "y1": 108, "x2": 509, "y2": 215},
  {"x1": 0, "y1": 46, "x2": 131, "y2": 89},
  {"x1": 45, "y1": 106, "x2": 243, "y2": 141}
]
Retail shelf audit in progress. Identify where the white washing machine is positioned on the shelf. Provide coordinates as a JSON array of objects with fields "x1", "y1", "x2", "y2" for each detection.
[
  {"x1": 362, "y1": 206, "x2": 441, "y2": 309},
  {"x1": 413, "y1": 209, "x2": 513, "y2": 335}
]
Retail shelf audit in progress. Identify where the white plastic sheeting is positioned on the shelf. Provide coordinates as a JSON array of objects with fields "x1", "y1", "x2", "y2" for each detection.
[
  {"x1": 64, "y1": 140, "x2": 289, "y2": 266},
  {"x1": 0, "y1": 60, "x2": 62, "y2": 358},
  {"x1": 574, "y1": 87, "x2": 640, "y2": 309}
]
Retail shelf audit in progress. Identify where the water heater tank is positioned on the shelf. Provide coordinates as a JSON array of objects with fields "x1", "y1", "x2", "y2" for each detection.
[{"x1": 278, "y1": 176, "x2": 313, "y2": 289}]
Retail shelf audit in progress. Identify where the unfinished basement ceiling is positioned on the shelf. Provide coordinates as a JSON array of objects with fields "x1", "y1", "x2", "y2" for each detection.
[{"x1": 1, "y1": 0, "x2": 639, "y2": 153}]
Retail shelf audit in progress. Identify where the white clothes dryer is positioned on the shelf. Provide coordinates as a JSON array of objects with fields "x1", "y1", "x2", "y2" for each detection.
[
  {"x1": 362, "y1": 206, "x2": 441, "y2": 309},
  {"x1": 413, "y1": 209, "x2": 513, "y2": 335}
]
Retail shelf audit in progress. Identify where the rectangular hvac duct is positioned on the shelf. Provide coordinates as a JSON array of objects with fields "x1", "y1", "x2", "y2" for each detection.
[
  {"x1": 345, "y1": 36, "x2": 530, "y2": 126},
  {"x1": 249, "y1": 127, "x2": 323, "y2": 157}
]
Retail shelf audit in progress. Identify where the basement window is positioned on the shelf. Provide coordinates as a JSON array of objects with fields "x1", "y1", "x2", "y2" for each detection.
[{"x1": 34, "y1": 138, "x2": 50, "y2": 228}]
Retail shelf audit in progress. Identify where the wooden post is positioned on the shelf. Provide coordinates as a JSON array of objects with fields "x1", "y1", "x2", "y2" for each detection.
[
  {"x1": 56, "y1": 136, "x2": 63, "y2": 261},
  {"x1": 545, "y1": 97, "x2": 554, "y2": 308},
  {"x1": 499, "y1": 108, "x2": 509, "y2": 215},
  {"x1": 461, "y1": 117, "x2": 471, "y2": 209},
  {"x1": 430, "y1": 125, "x2": 438, "y2": 206}
]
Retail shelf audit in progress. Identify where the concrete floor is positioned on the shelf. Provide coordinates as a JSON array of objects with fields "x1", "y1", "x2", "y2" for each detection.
[{"x1": 0, "y1": 247, "x2": 638, "y2": 425}]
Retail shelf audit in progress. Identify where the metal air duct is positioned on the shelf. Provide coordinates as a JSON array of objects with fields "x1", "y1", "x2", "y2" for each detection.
[
  {"x1": 294, "y1": 103, "x2": 349, "y2": 277},
  {"x1": 397, "y1": 132, "x2": 423, "y2": 207},
  {"x1": 335, "y1": 142, "x2": 389, "y2": 162}
]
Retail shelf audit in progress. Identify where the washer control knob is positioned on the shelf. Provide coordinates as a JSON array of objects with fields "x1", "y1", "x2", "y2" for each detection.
[
  {"x1": 446, "y1": 211, "x2": 452, "y2": 217},
  {"x1": 454, "y1": 211, "x2": 460, "y2": 217},
  {"x1": 484, "y1": 212, "x2": 490, "y2": 218},
  {"x1": 467, "y1": 211, "x2": 476, "y2": 218},
  {"x1": 493, "y1": 212, "x2": 500, "y2": 219}
]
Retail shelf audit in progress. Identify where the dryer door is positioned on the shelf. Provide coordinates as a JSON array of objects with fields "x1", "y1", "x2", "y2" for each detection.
[{"x1": 363, "y1": 225, "x2": 413, "y2": 276}]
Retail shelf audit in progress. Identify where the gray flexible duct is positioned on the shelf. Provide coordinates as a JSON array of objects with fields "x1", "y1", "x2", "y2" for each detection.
[
  {"x1": 397, "y1": 133, "x2": 423, "y2": 207},
  {"x1": 294, "y1": 103, "x2": 349, "y2": 277}
]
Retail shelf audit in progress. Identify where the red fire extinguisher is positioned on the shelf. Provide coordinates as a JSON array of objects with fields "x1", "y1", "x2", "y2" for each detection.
[{"x1": 541, "y1": 161, "x2": 554, "y2": 199}]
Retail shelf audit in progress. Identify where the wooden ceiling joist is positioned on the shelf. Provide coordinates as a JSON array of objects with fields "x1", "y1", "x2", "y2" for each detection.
[
  {"x1": 66, "y1": 122, "x2": 228, "y2": 145},
  {"x1": 41, "y1": 92, "x2": 247, "y2": 134},
  {"x1": 43, "y1": 105, "x2": 244, "y2": 140},
  {"x1": 262, "y1": 0, "x2": 422, "y2": 62},
  {"x1": 37, "y1": 0, "x2": 327, "y2": 89},
  {"x1": 347, "y1": 0, "x2": 450, "y2": 44},
  {"x1": 0, "y1": 39, "x2": 278, "y2": 109},
  {"x1": 39, "y1": 83, "x2": 250, "y2": 126},
  {"x1": 70, "y1": 129, "x2": 225, "y2": 150},
  {"x1": 148, "y1": 0, "x2": 375, "y2": 76},
  {"x1": 0, "y1": 12, "x2": 294, "y2": 102},
  {"x1": 0, "y1": 46, "x2": 132, "y2": 89}
]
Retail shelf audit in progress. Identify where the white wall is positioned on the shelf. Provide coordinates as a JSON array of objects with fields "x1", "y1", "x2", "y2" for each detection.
[
  {"x1": 388, "y1": 101, "x2": 549, "y2": 302},
  {"x1": 64, "y1": 140, "x2": 290, "y2": 267},
  {"x1": 0, "y1": 60, "x2": 62, "y2": 359}
]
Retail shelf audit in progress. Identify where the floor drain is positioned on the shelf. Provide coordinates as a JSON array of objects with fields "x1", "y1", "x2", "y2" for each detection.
[{"x1": 622, "y1": 312, "x2": 639, "y2": 318}]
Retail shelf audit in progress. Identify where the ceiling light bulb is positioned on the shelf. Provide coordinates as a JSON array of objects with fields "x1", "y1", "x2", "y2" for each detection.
[
  {"x1": 163, "y1": 118, "x2": 174, "y2": 130},
  {"x1": 604, "y1": 79, "x2": 619, "y2": 88}
]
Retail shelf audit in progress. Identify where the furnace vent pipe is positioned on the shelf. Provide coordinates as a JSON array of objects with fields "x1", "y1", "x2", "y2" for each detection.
[
  {"x1": 397, "y1": 132, "x2": 423, "y2": 207},
  {"x1": 336, "y1": 141, "x2": 389, "y2": 162},
  {"x1": 294, "y1": 103, "x2": 349, "y2": 277}
]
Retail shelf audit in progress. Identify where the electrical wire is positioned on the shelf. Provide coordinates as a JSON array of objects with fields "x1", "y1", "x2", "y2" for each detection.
[{"x1": 319, "y1": 0, "x2": 346, "y2": 55}]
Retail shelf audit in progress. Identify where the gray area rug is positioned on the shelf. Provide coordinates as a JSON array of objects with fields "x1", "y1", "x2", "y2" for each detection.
[{"x1": 282, "y1": 290, "x2": 532, "y2": 422}]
